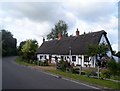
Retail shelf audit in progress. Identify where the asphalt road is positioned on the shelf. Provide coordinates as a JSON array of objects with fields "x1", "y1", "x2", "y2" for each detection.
[{"x1": 2, "y1": 56, "x2": 100, "y2": 90}]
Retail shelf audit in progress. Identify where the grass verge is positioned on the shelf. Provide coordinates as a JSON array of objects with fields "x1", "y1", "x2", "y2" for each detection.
[
  {"x1": 15, "y1": 57, "x2": 36, "y2": 66},
  {"x1": 46, "y1": 70, "x2": 120, "y2": 89}
]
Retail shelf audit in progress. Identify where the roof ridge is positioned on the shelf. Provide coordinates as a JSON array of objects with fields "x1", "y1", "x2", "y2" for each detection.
[{"x1": 44, "y1": 30, "x2": 106, "y2": 42}]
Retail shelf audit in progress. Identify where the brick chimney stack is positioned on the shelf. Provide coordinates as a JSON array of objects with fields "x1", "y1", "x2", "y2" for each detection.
[
  {"x1": 58, "y1": 33, "x2": 62, "y2": 40},
  {"x1": 43, "y1": 37, "x2": 45, "y2": 43},
  {"x1": 76, "y1": 28, "x2": 79, "y2": 36}
]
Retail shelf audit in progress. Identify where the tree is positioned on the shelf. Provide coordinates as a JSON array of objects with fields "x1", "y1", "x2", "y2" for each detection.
[
  {"x1": 86, "y1": 43, "x2": 109, "y2": 78},
  {"x1": 1, "y1": 29, "x2": 17, "y2": 56},
  {"x1": 21, "y1": 39, "x2": 38, "y2": 62},
  {"x1": 87, "y1": 43, "x2": 109, "y2": 63},
  {"x1": 108, "y1": 59, "x2": 120, "y2": 77},
  {"x1": 47, "y1": 20, "x2": 68, "y2": 40},
  {"x1": 116, "y1": 51, "x2": 120, "y2": 58},
  {"x1": 18, "y1": 41, "x2": 26, "y2": 56}
]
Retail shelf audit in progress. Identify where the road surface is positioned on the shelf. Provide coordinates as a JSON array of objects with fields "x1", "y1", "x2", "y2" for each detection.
[{"x1": 2, "y1": 56, "x2": 100, "y2": 90}]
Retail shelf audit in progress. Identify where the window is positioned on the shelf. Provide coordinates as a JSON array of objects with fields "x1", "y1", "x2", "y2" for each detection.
[
  {"x1": 84, "y1": 56, "x2": 89, "y2": 62},
  {"x1": 67, "y1": 56, "x2": 69, "y2": 59},
  {"x1": 72, "y1": 56, "x2": 76, "y2": 62},
  {"x1": 44, "y1": 55, "x2": 46, "y2": 59},
  {"x1": 61, "y1": 56, "x2": 63, "y2": 60},
  {"x1": 40, "y1": 56, "x2": 43, "y2": 59}
]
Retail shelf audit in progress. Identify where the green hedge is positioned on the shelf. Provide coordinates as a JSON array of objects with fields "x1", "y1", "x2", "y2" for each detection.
[{"x1": 100, "y1": 69, "x2": 111, "y2": 79}]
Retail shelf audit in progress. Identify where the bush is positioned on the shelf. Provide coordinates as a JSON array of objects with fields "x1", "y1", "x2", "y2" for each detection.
[
  {"x1": 100, "y1": 69, "x2": 111, "y2": 79},
  {"x1": 85, "y1": 69, "x2": 92, "y2": 77},
  {"x1": 38, "y1": 60, "x2": 49, "y2": 66},
  {"x1": 29, "y1": 60, "x2": 33, "y2": 64},
  {"x1": 44, "y1": 60, "x2": 48, "y2": 66},
  {"x1": 71, "y1": 68, "x2": 79, "y2": 74},
  {"x1": 58, "y1": 60, "x2": 66, "y2": 71},
  {"x1": 108, "y1": 59, "x2": 118, "y2": 76},
  {"x1": 57, "y1": 60, "x2": 72, "y2": 72},
  {"x1": 84, "y1": 68, "x2": 97, "y2": 77},
  {"x1": 117, "y1": 61, "x2": 120, "y2": 76},
  {"x1": 34, "y1": 60, "x2": 38, "y2": 65},
  {"x1": 81, "y1": 71, "x2": 86, "y2": 75},
  {"x1": 91, "y1": 70, "x2": 97, "y2": 76}
]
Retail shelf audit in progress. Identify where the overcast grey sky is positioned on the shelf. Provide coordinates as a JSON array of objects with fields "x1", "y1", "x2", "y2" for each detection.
[{"x1": 0, "y1": 0, "x2": 119, "y2": 52}]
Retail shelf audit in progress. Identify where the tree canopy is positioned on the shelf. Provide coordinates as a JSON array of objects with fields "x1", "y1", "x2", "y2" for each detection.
[
  {"x1": 116, "y1": 51, "x2": 120, "y2": 58},
  {"x1": 1, "y1": 29, "x2": 17, "y2": 56},
  {"x1": 86, "y1": 43, "x2": 109, "y2": 66},
  {"x1": 87, "y1": 43, "x2": 109, "y2": 57},
  {"x1": 21, "y1": 39, "x2": 38, "y2": 61},
  {"x1": 18, "y1": 41, "x2": 26, "y2": 56},
  {"x1": 47, "y1": 20, "x2": 68, "y2": 40}
]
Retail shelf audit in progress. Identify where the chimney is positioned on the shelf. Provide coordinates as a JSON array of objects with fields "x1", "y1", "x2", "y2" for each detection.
[
  {"x1": 43, "y1": 37, "x2": 45, "y2": 43},
  {"x1": 76, "y1": 28, "x2": 79, "y2": 36},
  {"x1": 58, "y1": 33, "x2": 62, "y2": 40}
]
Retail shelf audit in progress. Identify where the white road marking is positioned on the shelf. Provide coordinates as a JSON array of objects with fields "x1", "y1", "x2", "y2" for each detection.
[{"x1": 62, "y1": 77, "x2": 100, "y2": 89}]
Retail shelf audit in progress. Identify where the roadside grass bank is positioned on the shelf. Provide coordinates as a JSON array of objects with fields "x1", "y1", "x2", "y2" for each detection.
[
  {"x1": 15, "y1": 57, "x2": 120, "y2": 89},
  {"x1": 46, "y1": 70, "x2": 120, "y2": 89},
  {"x1": 15, "y1": 57, "x2": 36, "y2": 66}
]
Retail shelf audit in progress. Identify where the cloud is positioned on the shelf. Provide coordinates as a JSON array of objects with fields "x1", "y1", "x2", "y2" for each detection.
[
  {"x1": 0, "y1": 2, "x2": 117, "y2": 28},
  {"x1": 63, "y1": 2, "x2": 117, "y2": 23},
  {"x1": 70, "y1": 15, "x2": 118, "y2": 51},
  {"x1": 112, "y1": 43, "x2": 118, "y2": 52},
  {"x1": 0, "y1": 1, "x2": 118, "y2": 52}
]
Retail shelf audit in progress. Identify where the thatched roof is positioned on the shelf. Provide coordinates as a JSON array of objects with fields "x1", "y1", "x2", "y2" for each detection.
[{"x1": 36, "y1": 30, "x2": 112, "y2": 55}]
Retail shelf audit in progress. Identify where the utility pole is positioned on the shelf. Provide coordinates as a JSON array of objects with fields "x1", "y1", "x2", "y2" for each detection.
[
  {"x1": 69, "y1": 46, "x2": 72, "y2": 63},
  {"x1": 79, "y1": 65, "x2": 82, "y2": 75},
  {"x1": 98, "y1": 66, "x2": 100, "y2": 79}
]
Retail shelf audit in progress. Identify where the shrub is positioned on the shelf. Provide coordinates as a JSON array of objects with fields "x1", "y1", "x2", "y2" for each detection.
[
  {"x1": 57, "y1": 60, "x2": 72, "y2": 72},
  {"x1": 44, "y1": 60, "x2": 49, "y2": 66},
  {"x1": 34, "y1": 60, "x2": 38, "y2": 65},
  {"x1": 84, "y1": 68, "x2": 97, "y2": 77},
  {"x1": 117, "y1": 61, "x2": 120, "y2": 76},
  {"x1": 58, "y1": 60, "x2": 66, "y2": 71},
  {"x1": 91, "y1": 70, "x2": 97, "y2": 76},
  {"x1": 108, "y1": 59, "x2": 118, "y2": 76},
  {"x1": 38, "y1": 60, "x2": 49, "y2": 66},
  {"x1": 84, "y1": 69, "x2": 92, "y2": 77},
  {"x1": 71, "y1": 68, "x2": 79, "y2": 74},
  {"x1": 81, "y1": 71, "x2": 86, "y2": 75},
  {"x1": 29, "y1": 60, "x2": 33, "y2": 64},
  {"x1": 100, "y1": 69, "x2": 111, "y2": 79}
]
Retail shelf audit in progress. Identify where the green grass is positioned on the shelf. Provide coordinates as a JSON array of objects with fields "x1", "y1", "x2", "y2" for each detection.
[
  {"x1": 15, "y1": 57, "x2": 36, "y2": 66},
  {"x1": 46, "y1": 70, "x2": 120, "y2": 89},
  {"x1": 111, "y1": 76, "x2": 120, "y2": 81}
]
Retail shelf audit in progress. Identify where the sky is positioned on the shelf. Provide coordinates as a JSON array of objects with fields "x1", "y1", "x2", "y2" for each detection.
[{"x1": 0, "y1": 0, "x2": 119, "y2": 52}]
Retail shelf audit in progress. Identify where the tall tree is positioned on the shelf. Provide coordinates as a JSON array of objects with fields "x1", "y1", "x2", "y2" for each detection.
[
  {"x1": 116, "y1": 51, "x2": 120, "y2": 58},
  {"x1": 1, "y1": 29, "x2": 17, "y2": 56},
  {"x1": 18, "y1": 41, "x2": 26, "y2": 56},
  {"x1": 87, "y1": 43, "x2": 109, "y2": 62},
  {"x1": 47, "y1": 20, "x2": 68, "y2": 40},
  {"x1": 86, "y1": 43, "x2": 109, "y2": 79},
  {"x1": 21, "y1": 39, "x2": 38, "y2": 62}
]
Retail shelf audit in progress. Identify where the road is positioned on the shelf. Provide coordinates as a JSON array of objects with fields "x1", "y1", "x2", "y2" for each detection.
[{"x1": 2, "y1": 56, "x2": 100, "y2": 90}]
